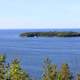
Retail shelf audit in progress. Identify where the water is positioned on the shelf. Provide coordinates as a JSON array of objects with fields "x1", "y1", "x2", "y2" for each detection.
[{"x1": 0, "y1": 29, "x2": 80, "y2": 79}]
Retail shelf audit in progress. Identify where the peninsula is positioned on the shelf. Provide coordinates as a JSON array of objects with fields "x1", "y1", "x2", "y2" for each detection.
[{"x1": 20, "y1": 31, "x2": 80, "y2": 37}]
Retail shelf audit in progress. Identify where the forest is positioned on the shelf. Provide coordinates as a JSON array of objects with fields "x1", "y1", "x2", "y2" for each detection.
[{"x1": 20, "y1": 32, "x2": 80, "y2": 37}]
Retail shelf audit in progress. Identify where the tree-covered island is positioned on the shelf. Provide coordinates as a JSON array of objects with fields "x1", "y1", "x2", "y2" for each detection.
[{"x1": 20, "y1": 31, "x2": 80, "y2": 37}]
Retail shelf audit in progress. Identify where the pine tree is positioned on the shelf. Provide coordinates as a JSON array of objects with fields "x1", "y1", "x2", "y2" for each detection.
[
  {"x1": 9, "y1": 58, "x2": 31, "y2": 80},
  {"x1": 58, "y1": 64, "x2": 72, "y2": 80},
  {"x1": 77, "y1": 74, "x2": 80, "y2": 80},
  {"x1": 0, "y1": 55, "x2": 6, "y2": 80},
  {"x1": 42, "y1": 58, "x2": 57, "y2": 80}
]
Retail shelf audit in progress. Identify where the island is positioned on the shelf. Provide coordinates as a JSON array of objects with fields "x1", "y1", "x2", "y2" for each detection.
[{"x1": 20, "y1": 31, "x2": 80, "y2": 37}]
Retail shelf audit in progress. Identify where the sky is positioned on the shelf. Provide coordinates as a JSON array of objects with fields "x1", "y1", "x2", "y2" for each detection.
[{"x1": 0, "y1": 0, "x2": 80, "y2": 29}]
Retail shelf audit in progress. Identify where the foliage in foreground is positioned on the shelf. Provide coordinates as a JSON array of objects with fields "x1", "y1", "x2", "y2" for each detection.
[
  {"x1": 0, "y1": 55, "x2": 31, "y2": 80},
  {"x1": 0, "y1": 55, "x2": 80, "y2": 80},
  {"x1": 42, "y1": 58, "x2": 73, "y2": 80}
]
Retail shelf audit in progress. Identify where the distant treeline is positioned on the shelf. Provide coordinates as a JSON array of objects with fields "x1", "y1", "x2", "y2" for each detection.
[
  {"x1": 0, "y1": 55, "x2": 80, "y2": 80},
  {"x1": 20, "y1": 31, "x2": 80, "y2": 37}
]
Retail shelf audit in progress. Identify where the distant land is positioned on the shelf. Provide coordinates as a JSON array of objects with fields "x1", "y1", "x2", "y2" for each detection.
[{"x1": 20, "y1": 31, "x2": 80, "y2": 37}]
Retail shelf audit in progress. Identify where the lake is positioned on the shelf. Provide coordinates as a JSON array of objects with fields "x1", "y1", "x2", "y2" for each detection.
[{"x1": 0, "y1": 29, "x2": 80, "y2": 79}]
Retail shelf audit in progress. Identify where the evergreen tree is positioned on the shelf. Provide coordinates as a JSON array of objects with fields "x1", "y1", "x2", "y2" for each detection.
[
  {"x1": 58, "y1": 64, "x2": 72, "y2": 80},
  {"x1": 42, "y1": 58, "x2": 57, "y2": 80},
  {"x1": 77, "y1": 74, "x2": 80, "y2": 80},
  {"x1": 0, "y1": 55, "x2": 79, "y2": 80},
  {"x1": 0, "y1": 55, "x2": 6, "y2": 80},
  {"x1": 9, "y1": 58, "x2": 31, "y2": 80}
]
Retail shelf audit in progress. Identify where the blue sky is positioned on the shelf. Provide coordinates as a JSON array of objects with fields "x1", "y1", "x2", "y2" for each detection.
[{"x1": 0, "y1": 0, "x2": 80, "y2": 29}]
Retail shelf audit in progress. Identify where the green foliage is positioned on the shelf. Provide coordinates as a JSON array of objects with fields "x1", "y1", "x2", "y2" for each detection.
[
  {"x1": 42, "y1": 58, "x2": 57, "y2": 80},
  {"x1": 58, "y1": 64, "x2": 73, "y2": 80},
  {"x1": 9, "y1": 58, "x2": 31, "y2": 80},
  {"x1": 0, "y1": 55, "x2": 5, "y2": 62},
  {"x1": 77, "y1": 74, "x2": 80, "y2": 80},
  {"x1": 0, "y1": 55, "x2": 31, "y2": 80},
  {"x1": 0, "y1": 55, "x2": 80, "y2": 80},
  {"x1": 0, "y1": 55, "x2": 6, "y2": 80},
  {"x1": 42, "y1": 58, "x2": 73, "y2": 80}
]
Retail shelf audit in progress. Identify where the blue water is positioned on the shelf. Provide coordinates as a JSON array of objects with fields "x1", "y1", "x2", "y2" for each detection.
[{"x1": 0, "y1": 29, "x2": 80, "y2": 79}]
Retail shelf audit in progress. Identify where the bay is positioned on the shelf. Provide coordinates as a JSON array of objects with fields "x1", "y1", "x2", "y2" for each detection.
[{"x1": 0, "y1": 29, "x2": 80, "y2": 79}]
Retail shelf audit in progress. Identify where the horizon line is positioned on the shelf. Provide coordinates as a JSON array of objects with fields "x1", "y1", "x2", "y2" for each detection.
[{"x1": 0, "y1": 28, "x2": 80, "y2": 30}]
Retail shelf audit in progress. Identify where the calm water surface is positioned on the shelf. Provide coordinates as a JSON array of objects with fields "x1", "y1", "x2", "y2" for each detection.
[{"x1": 0, "y1": 29, "x2": 80, "y2": 79}]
